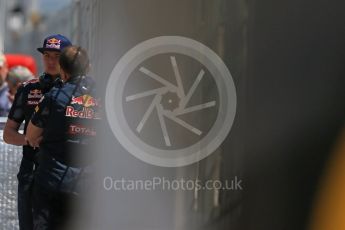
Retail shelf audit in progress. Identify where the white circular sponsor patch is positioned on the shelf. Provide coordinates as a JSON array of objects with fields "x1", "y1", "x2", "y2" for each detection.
[{"x1": 106, "y1": 36, "x2": 236, "y2": 167}]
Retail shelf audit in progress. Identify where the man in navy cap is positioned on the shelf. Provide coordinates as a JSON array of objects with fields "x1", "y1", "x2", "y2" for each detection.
[
  {"x1": 3, "y1": 34, "x2": 72, "y2": 230},
  {"x1": 27, "y1": 45, "x2": 100, "y2": 229}
]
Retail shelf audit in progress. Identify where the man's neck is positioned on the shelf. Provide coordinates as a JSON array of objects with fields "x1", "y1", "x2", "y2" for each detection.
[{"x1": 50, "y1": 74, "x2": 59, "y2": 80}]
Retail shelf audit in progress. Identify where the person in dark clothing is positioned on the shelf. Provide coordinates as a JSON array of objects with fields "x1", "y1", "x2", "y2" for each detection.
[
  {"x1": 3, "y1": 34, "x2": 72, "y2": 230},
  {"x1": 6, "y1": 66, "x2": 35, "y2": 103},
  {"x1": 26, "y1": 46, "x2": 100, "y2": 230},
  {"x1": 0, "y1": 52, "x2": 10, "y2": 116}
]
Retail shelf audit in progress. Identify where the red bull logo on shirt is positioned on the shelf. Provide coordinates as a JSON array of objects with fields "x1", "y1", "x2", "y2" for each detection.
[
  {"x1": 71, "y1": 95, "x2": 99, "y2": 108},
  {"x1": 27, "y1": 89, "x2": 43, "y2": 106},
  {"x1": 65, "y1": 106, "x2": 100, "y2": 119},
  {"x1": 28, "y1": 89, "x2": 42, "y2": 99}
]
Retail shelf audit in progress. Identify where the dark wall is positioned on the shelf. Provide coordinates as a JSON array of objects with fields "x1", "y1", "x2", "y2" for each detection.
[
  {"x1": 84, "y1": 0, "x2": 345, "y2": 229},
  {"x1": 244, "y1": 0, "x2": 345, "y2": 229}
]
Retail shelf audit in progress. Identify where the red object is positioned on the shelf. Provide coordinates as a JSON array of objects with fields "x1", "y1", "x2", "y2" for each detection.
[{"x1": 5, "y1": 54, "x2": 37, "y2": 76}]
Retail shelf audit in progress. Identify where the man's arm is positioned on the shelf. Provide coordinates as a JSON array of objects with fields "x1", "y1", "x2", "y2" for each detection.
[
  {"x1": 3, "y1": 119, "x2": 26, "y2": 145},
  {"x1": 26, "y1": 121, "x2": 43, "y2": 148},
  {"x1": 26, "y1": 94, "x2": 51, "y2": 148},
  {"x1": 3, "y1": 85, "x2": 26, "y2": 145}
]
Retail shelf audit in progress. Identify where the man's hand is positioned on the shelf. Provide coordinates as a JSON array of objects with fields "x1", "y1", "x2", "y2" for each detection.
[
  {"x1": 26, "y1": 121, "x2": 44, "y2": 149},
  {"x1": 26, "y1": 136, "x2": 43, "y2": 149},
  {"x1": 7, "y1": 92, "x2": 15, "y2": 103}
]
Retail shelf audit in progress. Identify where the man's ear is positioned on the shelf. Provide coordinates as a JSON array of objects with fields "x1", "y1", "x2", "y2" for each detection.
[
  {"x1": 15, "y1": 81, "x2": 21, "y2": 89},
  {"x1": 0, "y1": 65, "x2": 8, "y2": 80},
  {"x1": 60, "y1": 69, "x2": 67, "y2": 81}
]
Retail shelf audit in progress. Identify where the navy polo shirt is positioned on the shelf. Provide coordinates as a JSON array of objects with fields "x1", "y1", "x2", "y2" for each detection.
[{"x1": 31, "y1": 76, "x2": 100, "y2": 193}]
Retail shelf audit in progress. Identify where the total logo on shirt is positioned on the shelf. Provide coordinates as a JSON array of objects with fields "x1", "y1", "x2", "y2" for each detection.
[{"x1": 68, "y1": 124, "x2": 96, "y2": 136}]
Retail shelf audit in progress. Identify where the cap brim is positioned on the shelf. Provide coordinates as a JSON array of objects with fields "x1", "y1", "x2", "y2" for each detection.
[{"x1": 37, "y1": 47, "x2": 61, "y2": 53}]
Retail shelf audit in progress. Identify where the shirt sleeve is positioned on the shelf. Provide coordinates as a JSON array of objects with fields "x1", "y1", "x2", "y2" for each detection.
[
  {"x1": 30, "y1": 95, "x2": 52, "y2": 128},
  {"x1": 7, "y1": 86, "x2": 25, "y2": 123}
]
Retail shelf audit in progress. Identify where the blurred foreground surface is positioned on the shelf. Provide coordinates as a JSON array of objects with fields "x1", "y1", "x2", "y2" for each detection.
[{"x1": 0, "y1": 129, "x2": 21, "y2": 230}]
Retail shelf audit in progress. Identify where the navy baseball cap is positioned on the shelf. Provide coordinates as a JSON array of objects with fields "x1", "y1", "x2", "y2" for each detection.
[{"x1": 37, "y1": 34, "x2": 72, "y2": 53}]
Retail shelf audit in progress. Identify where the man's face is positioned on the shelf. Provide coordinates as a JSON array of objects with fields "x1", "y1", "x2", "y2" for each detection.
[
  {"x1": 0, "y1": 64, "x2": 8, "y2": 85},
  {"x1": 7, "y1": 80, "x2": 18, "y2": 96},
  {"x1": 42, "y1": 51, "x2": 60, "y2": 75}
]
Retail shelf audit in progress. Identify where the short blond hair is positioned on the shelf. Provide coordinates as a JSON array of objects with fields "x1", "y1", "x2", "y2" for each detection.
[{"x1": 0, "y1": 53, "x2": 6, "y2": 67}]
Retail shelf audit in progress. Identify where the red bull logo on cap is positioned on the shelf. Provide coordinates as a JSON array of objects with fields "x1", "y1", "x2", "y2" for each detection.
[
  {"x1": 71, "y1": 95, "x2": 99, "y2": 108},
  {"x1": 47, "y1": 38, "x2": 61, "y2": 44},
  {"x1": 45, "y1": 38, "x2": 61, "y2": 49}
]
